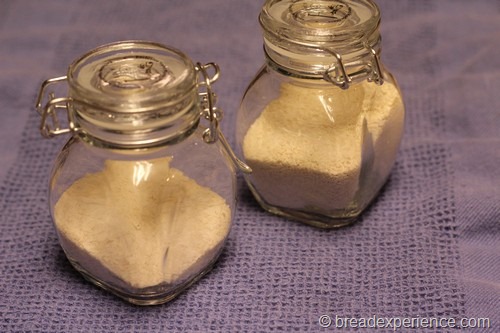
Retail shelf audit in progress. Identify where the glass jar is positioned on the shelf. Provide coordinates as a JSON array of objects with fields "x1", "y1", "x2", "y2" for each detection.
[
  {"x1": 236, "y1": 0, "x2": 405, "y2": 228},
  {"x1": 35, "y1": 41, "x2": 245, "y2": 305}
]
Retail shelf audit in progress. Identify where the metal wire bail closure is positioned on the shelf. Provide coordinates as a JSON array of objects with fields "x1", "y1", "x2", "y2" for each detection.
[
  {"x1": 323, "y1": 46, "x2": 384, "y2": 89},
  {"x1": 35, "y1": 76, "x2": 74, "y2": 138},
  {"x1": 368, "y1": 47, "x2": 384, "y2": 85},
  {"x1": 196, "y1": 62, "x2": 252, "y2": 174},
  {"x1": 323, "y1": 50, "x2": 351, "y2": 90},
  {"x1": 196, "y1": 62, "x2": 221, "y2": 144}
]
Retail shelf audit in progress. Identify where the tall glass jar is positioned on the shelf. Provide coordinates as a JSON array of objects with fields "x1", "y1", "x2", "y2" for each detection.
[
  {"x1": 36, "y1": 41, "x2": 242, "y2": 305},
  {"x1": 236, "y1": 0, "x2": 405, "y2": 228}
]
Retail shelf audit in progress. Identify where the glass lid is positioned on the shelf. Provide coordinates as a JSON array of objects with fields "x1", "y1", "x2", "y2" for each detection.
[
  {"x1": 67, "y1": 41, "x2": 198, "y2": 113},
  {"x1": 260, "y1": 0, "x2": 380, "y2": 46}
]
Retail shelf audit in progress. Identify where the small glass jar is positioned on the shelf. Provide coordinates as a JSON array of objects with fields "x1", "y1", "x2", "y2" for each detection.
[
  {"x1": 36, "y1": 41, "x2": 244, "y2": 305},
  {"x1": 236, "y1": 0, "x2": 405, "y2": 228}
]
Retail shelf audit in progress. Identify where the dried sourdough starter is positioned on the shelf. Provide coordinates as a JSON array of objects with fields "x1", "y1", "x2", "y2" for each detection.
[
  {"x1": 54, "y1": 157, "x2": 231, "y2": 289},
  {"x1": 243, "y1": 80, "x2": 404, "y2": 212}
]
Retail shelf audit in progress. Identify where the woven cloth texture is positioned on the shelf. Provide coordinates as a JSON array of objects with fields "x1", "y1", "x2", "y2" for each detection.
[{"x1": 0, "y1": 1, "x2": 498, "y2": 332}]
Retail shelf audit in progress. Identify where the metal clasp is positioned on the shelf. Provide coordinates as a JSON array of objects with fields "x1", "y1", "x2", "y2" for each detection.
[
  {"x1": 196, "y1": 63, "x2": 252, "y2": 174},
  {"x1": 196, "y1": 62, "x2": 221, "y2": 144},
  {"x1": 368, "y1": 47, "x2": 384, "y2": 85},
  {"x1": 35, "y1": 76, "x2": 74, "y2": 138},
  {"x1": 323, "y1": 46, "x2": 384, "y2": 89},
  {"x1": 323, "y1": 50, "x2": 351, "y2": 89}
]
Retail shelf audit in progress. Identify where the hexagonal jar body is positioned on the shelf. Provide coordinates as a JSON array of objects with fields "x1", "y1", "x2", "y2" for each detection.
[{"x1": 236, "y1": 0, "x2": 405, "y2": 228}]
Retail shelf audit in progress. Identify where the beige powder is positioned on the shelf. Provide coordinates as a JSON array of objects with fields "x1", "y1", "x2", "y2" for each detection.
[
  {"x1": 243, "y1": 80, "x2": 404, "y2": 213},
  {"x1": 54, "y1": 157, "x2": 231, "y2": 289}
]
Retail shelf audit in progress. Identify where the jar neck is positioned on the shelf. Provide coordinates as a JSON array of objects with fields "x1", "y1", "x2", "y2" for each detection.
[
  {"x1": 68, "y1": 91, "x2": 201, "y2": 149},
  {"x1": 263, "y1": 30, "x2": 383, "y2": 88}
]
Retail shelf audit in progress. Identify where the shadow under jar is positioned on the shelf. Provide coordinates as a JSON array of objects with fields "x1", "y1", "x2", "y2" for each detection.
[
  {"x1": 36, "y1": 41, "x2": 240, "y2": 305},
  {"x1": 236, "y1": 0, "x2": 405, "y2": 228}
]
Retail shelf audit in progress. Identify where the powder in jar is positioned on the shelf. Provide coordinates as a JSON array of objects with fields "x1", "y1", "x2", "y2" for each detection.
[
  {"x1": 242, "y1": 80, "x2": 404, "y2": 214},
  {"x1": 53, "y1": 157, "x2": 231, "y2": 289}
]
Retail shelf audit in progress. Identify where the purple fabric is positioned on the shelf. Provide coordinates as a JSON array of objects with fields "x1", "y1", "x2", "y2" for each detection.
[{"x1": 1, "y1": 1, "x2": 498, "y2": 332}]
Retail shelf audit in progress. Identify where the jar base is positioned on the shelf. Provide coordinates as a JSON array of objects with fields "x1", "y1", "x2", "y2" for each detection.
[
  {"x1": 67, "y1": 252, "x2": 221, "y2": 306},
  {"x1": 247, "y1": 186, "x2": 361, "y2": 229}
]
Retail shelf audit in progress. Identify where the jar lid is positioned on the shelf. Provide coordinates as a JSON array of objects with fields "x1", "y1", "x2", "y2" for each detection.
[
  {"x1": 259, "y1": 0, "x2": 383, "y2": 87},
  {"x1": 46, "y1": 41, "x2": 203, "y2": 148},
  {"x1": 67, "y1": 41, "x2": 197, "y2": 113},
  {"x1": 260, "y1": 0, "x2": 380, "y2": 49}
]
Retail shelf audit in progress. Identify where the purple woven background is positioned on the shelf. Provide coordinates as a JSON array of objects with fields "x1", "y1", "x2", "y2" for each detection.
[{"x1": 1, "y1": 1, "x2": 498, "y2": 332}]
